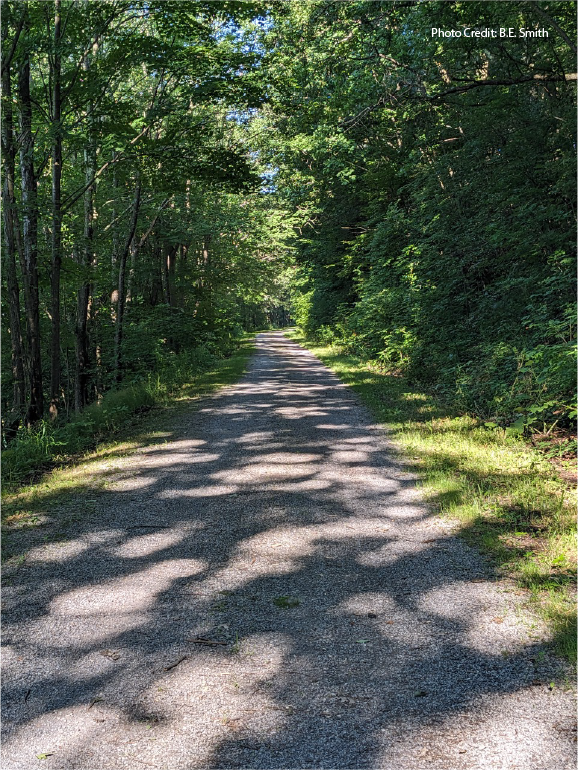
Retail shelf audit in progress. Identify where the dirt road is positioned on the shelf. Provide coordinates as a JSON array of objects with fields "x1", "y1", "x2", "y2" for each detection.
[{"x1": 2, "y1": 332, "x2": 575, "y2": 769}]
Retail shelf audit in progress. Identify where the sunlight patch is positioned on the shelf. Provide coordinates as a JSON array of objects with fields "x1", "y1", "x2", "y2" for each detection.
[
  {"x1": 161, "y1": 485, "x2": 237, "y2": 497},
  {"x1": 51, "y1": 559, "x2": 207, "y2": 616},
  {"x1": 112, "y1": 529, "x2": 185, "y2": 558},
  {"x1": 26, "y1": 539, "x2": 88, "y2": 564}
]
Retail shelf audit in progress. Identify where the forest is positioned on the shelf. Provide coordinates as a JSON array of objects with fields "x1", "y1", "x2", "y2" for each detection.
[
  {"x1": 2, "y1": 0, "x2": 294, "y2": 478},
  {"x1": 1, "y1": 4, "x2": 577, "y2": 763},
  {"x1": 1, "y1": 0, "x2": 576, "y2": 476}
]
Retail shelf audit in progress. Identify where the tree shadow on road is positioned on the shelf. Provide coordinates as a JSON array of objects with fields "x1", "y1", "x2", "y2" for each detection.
[{"x1": 2, "y1": 334, "x2": 574, "y2": 769}]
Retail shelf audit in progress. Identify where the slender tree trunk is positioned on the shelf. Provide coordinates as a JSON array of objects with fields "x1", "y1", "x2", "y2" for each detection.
[
  {"x1": 202, "y1": 234, "x2": 212, "y2": 324},
  {"x1": 164, "y1": 245, "x2": 177, "y2": 306},
  {"x1": 74, "y1": 21, "x2": 97, "y2": 411},
  {"x1": 110, "y1": 152, "x2": 118, "y2": 273},
  {"x1": 18, "y1": 36, "x2": 44, "y2": 423},
  {"x1": 150, "y1": 245, "x2": 162, "y2": 306},
  {"x1": 124, "y1": 195, "x2": 170, "y2": 310},
  {"x1": 94, "y1": 335, "x2": 103, "y2": 402},
  {"x1": 1, "y1": 56, "x2": 26, "y2": 428},
  {"x1": 169, "y1": 246, "x2": 177, "y2": 305},
  {"x1": 125, "y1": 241, "x2": 137, "y2": 306},
  {"x1": 75, "y1": 284, "x2": 90, "y2": 411},
  {"x1": 114, "y1": 177, "x2": 141, "y2": 385},
  {"x1": 49, "y1": 0, "x2": 63, "y2": 419}
]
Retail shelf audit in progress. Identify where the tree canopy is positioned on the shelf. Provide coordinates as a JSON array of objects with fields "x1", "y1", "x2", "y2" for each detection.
[{"x1": 261, "y1": 0, "x2": 577, "y2": 428}]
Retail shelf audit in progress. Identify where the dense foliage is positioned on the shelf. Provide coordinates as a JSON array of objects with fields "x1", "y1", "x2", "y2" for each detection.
[
  {"x1": 262, "y1": 0, "x2": 576, "y2": 430},
  {"x1": 1, "y1": 0, "x2": 292, "y2": 439},
  {"x1": 2, "y1": 0, "x2": 576, "y2": 447}
]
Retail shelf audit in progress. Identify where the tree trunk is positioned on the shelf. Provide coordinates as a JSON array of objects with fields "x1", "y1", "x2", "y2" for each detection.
[
  {"x1": 74, "y1": 282, "x2": 90, "y2": 412},
  {"x1": 125, "y1": 241, "x2": 137, "y2": 306},
  {"x1": 74, "y1": 19, "x2": 97, "y2": 411},
  {"x1": 110, "y1": 152, "x2": 118, "y2": 274},
  {"x1": 1, "y1": 52, "x2": 26, "y2": 429},
  {"x1": 114, "y1": 177, "x2": 141, "y2": 385},
  {"x1": 164, "y1": 245, "x2": 177, "y2": 306},
  {"x1": 18, "y1": 35, "x2": 44, "y2": 423},
  {"x1": 49, "y1": 0, "x2": 62, "y2": 419},
  {"x1": 169, "y1": 246, "x2": 177, "y2": 305}
]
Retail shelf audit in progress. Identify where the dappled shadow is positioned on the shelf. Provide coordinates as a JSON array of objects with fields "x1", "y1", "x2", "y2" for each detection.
[{"x1": 2, "y1": 333, "x2": 574, "y2": 769}]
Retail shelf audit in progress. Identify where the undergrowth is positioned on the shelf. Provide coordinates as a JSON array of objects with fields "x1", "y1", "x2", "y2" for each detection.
[
  {"x1": 287, "y1": 330, "x2": 577, "y2": 665},
  {"x1": 2, "y1": 337, "x2": 255, "y2": 494}
]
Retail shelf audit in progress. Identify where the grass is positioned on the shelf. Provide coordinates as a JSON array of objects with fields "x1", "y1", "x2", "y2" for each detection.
[
  {"x1": 287, "y1": 329, "x2": 577, "y2": 664},
  {"x1": 273, "y1": 595, "x2": 301, "y2": 609},
  {"x1": 2, "y1": 337, "x2": 255, "y2": 494},
  {"x1": 1, "y1": 336, "x2": 255, "y2": 554},
  {"x1": 0, "y1": 335, "x2": 251, "y2": 492}
]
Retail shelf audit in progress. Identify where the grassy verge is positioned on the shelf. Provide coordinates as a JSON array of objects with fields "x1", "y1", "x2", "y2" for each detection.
[
  {"x1": 287, "y1": 330, "x2": 577, "y2": 664},
  {"x1": 2, "y1": 337, "x2": 255, "y2": 492},
  {"x1": 1, "y1": 337, "x2": 255, "y2": 552}
]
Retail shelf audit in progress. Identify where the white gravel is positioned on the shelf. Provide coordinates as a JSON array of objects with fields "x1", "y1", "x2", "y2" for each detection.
[{"x1": 2, "y1": 332, "x2": 575, "y2": 769}]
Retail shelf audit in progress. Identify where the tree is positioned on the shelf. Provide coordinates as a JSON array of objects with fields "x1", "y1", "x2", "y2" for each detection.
[
  {"x1": 261, "y1": 0, "x2": 577, "y2": 424},
  {"x1": 1, "y1": 0, "x2": 290, "y2": 434}
]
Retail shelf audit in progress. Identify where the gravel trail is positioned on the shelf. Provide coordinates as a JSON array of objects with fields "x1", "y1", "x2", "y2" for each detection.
[{"x1": 2, "y1": 332, "x2": 575, "y2": 770}]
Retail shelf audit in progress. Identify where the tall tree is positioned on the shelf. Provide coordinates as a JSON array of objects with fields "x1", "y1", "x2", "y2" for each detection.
[{"x1": 1, "y1": 12, "x2": 26, "y2": 428}]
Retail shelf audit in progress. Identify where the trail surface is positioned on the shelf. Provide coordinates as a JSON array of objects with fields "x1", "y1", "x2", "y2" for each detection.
[{"x1": 2, "y1": 332, "x2": 575, "y2": 769}]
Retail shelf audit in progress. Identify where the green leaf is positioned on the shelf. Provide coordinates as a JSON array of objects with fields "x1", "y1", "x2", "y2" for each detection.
[{"x1": 506, "y1": 417, "x2": 526, "y2": 436}]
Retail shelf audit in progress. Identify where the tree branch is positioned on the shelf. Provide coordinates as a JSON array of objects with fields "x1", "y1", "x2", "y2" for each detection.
[
  {"x1": 137, "y1": 197, "x2": 172, "y2": 250},
  {"x1": 432, "y1": 72, "x2": 577, "y2": 99},
  {"x1": 61, "y1": 123, "x2": 150, "y2": 214},
  {"x1": 532, "y1": 5, "x2": 577, "y2": 54},
  {"x1": 1, "y1": 7, "x2": 26, "y2": 78}
]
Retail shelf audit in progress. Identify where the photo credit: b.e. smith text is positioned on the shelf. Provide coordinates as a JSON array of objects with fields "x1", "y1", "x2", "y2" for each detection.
[{"x1": 431, "y1": 27, "x2": 549, "y2": 38}]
